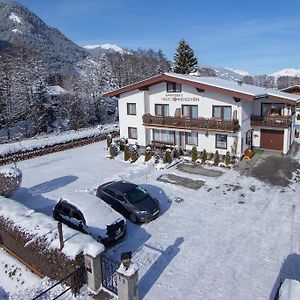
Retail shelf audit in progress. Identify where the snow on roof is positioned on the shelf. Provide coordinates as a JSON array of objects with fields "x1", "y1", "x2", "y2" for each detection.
[
  {"x1": 0, "y1": 195, "x2": 104, "y2": 258},
  {"x1": 9, "y1": 13, "x2": 21, "y2": 24},
  {"x1": 166, "y1": 72, "x2": 300, "y2": 102},
  {"x1": 281, "y1": 85, "x2": 300, "y2": 91},
  {"x1": 103, "y1": 72, "x2": 300, "y2": 102},
  {"x1": 61, "y1": 192, "x2": 125, "y2": 229},
  {"x1": 46, "y1": 86, "x2": 67, "y2": 96}
]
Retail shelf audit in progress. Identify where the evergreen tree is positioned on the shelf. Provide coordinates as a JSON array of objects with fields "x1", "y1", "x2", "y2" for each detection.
[
  {"x1": 191, "y1": 146, "x2": 198, "y2": 162},
  {"x1": 173, "y1": 39, "x2": 198, "y2": 74},
  {"x1": 201, "y1": 149, "x2": 207, "y2": 164}
]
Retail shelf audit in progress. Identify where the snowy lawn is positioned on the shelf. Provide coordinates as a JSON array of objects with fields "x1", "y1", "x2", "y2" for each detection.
[{"x1": 1, "y1": 140, "x2": 300, "y2": 300}]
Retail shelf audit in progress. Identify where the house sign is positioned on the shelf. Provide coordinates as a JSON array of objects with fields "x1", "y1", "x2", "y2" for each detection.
[{"x1": 161, "y1": 93, "x2": 200, "y2": 102}]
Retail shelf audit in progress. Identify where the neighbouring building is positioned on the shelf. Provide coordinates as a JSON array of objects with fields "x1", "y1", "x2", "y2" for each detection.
[
  {"x1": 281, "y1": 85, "x2": 300, "y2": 130},
  {"x1": 103, "y1": 73, "x2": 300, "y2": 158}
]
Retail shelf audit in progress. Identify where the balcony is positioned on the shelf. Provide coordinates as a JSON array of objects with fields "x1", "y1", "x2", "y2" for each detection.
[
  {"x1": 142, "y1": 114, "x2": 240, "y2": 132},
  {"x1": 250, "y1": 115, "x2": 292, "y2": 128}
]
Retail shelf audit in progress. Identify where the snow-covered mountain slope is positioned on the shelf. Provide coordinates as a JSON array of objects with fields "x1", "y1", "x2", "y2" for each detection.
[
  {"x1": 270, "y1": 68, "x2": 300, "y2": 79},
  {"x1": 83, "y1": 43, "x2": 125, "y2": 54},
  {"x1": 194, "y1": 65, "x2": 251, "y2": 81},
  {"x1": 0, "y1": 0, "x2": 87, "y2": 74}
]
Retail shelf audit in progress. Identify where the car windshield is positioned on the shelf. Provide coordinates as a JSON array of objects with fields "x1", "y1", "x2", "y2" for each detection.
[{"x1": 124, "y1": 187, "x2": 148, "y2": 204}]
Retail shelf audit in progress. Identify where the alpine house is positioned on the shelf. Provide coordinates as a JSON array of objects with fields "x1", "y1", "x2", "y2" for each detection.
[{"x1": 103, "y1": 73, "x2": 300, "y2": 158}]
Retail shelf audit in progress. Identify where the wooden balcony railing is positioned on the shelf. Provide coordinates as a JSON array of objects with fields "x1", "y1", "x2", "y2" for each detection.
[
  {"x1": 250, "y1": 115, "x2": 292, "y2": 128},
  {"x1": 142, "y1": 114, "x2": 240, "y2": 132}
]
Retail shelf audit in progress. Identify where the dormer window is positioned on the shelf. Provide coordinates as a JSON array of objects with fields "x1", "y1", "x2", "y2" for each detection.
[{"x1": 167, "y1": 82, "x2": 182, "y2": 93}]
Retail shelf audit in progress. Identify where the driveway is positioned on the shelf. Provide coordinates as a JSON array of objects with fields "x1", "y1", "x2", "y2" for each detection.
[{"x1": 235, "y1": 146, "x2": 300, "y2": 187}]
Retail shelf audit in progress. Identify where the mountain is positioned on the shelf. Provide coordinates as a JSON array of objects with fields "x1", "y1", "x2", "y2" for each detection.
[
  {"x1": 83, "y1": 44, "x2": 125, "y2": 54},
  {"x1": 270, "y1": 68, "x2": 300, "y2": 79},
  {"x1": 192, "y1": 65, "x2": 251, "y2": 81},
  {"x1": 0, "y1": 0, "x2": 87, "y2": 75}
]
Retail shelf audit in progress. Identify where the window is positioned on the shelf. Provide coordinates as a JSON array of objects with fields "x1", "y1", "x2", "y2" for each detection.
[
  {"x1": 261, "y1": 103, "x2": 284, "y2": 116},
  {"x1": 167, "y1": 82, "x2": 182, "y2": 93},
  {"x1": 153, "y1": 129, "x2": 175, "y2": 144},
  {"x1": 127, "y1": 103, "x2": 136, "y2": 115},
  {"x1": 186, "y1": 132, "x2": 198, "y2": 145},
  {"x1": 72, "y1": 210, "x2": 84, "y2": 222},
  {"x1": 155, "y1": 104, "x2": 169, "y2": 116},
  {"x1": 213, "y1": 106, "x2": 232, "y2": 120},
  {"x1": 62, "y1": 206, "x2": 71, "y2": 216},
  {"x1": 128, "y1": 127, "x2": 138, "y2": 139},
  {"x1": 104, "y1": 187, "x2": 115, "y2": 198},
  {"x1": 216, "y1": 134, "x2": 227, "y2": 149},
  {"x1": 182, "y1": 105, "x2": 198, "y2": 119}
]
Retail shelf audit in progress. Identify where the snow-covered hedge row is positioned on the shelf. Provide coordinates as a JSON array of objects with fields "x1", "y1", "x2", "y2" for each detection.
[
  {"x1": 0, "y1": 124, "x2": 119, "y2": 158},
  {"x1": 0, "y1": 196, "x2": 104, "y2": 284}
]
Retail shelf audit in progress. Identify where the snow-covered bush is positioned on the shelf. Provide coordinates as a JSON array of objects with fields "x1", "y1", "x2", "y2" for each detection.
[
  {"x1": 124, "y1": 144, "x2": 130, "y2": 161},
  {"x1": 191, "y1": 146, "x2": 198, "y2": 162},
  {"x1": 179, "y1": 147, "x2": 184, "y2": 156},
  {"x1": 109, "y1": 143, "x2": 118, "y2": 159},
  {"x1": 144, "y1": 146, "x2": 153, "y2": 162},
  {"x1": 130, "y1": 145, "x2": 139, "y2": 163},
  {"x1": 0, "y1": 167, "x2": 22, "y2": 197},
  {"x1": 106, "y1": 134, "x2": 112, "y2": 149},
  {"x1": 201, "y1": 149, "x2": 207, "y2": 164},
  {"x1": 154, "y1": 153, "x2": 160, "y2": 164},
  {"x1": 119, "y1": 138, "x2": 127, "y2": 151},
  {"x1": 163, "y1": 149, "x2": 172, "y2": 164},
  {"x1": 225, "y1": 151, "x2": 231, "y2": 165},
  {"x1": 172, "y1": 146, "x2": 180, "y2": 159},
  {"x1": 214, "y1": 150, "x2": 220, "y2": 166}
]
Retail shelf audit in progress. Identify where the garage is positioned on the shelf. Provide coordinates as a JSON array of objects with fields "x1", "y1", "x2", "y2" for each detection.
[{"x1": 260, "y1": 129, "x2": 284, "y2": 151}]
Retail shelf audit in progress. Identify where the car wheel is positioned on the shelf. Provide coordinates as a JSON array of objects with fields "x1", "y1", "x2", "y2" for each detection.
[{"x1": 129, "y1": 213, "x2": 138, "y2": 223}]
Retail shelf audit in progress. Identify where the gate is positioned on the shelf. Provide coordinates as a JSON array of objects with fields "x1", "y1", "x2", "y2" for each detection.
[{"x1": 101, "y1": 253, "x2": 120, "y2": 295}]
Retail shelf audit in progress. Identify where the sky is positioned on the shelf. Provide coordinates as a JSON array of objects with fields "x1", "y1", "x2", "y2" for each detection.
[{"x1": 16, "y1": 0, "x2": 300, "y2": 75}]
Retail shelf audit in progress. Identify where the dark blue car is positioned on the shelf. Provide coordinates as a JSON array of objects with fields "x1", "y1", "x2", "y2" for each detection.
[{"x1": 96, "y1": 181, "x2": 160, "y2": 223}]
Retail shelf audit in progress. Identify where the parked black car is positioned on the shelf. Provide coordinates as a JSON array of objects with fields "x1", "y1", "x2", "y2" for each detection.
[
  {"x1": 96, "y1": 181, "x2": 160, "y2": 223},
  {"x1": 53, "y1": 192, "x2": 127, "y2": 246}
]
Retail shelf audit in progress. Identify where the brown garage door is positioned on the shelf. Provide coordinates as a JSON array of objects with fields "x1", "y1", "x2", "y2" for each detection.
[{"x1": 260, "y1": 129, "x2": 284, "y2": 151}]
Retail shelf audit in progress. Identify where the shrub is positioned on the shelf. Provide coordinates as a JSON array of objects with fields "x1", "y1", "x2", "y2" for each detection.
[
  {"x1": 130, "y1": 145, "x2": 139, "y2": 163},
  {"x1": 144, "y1": 146, "x2": 153, "y2": 162},
  {"x1": 214, "y1": 150, "x2": 220, "y2": 165},
  {"x1": 172, "y1": 146, "x2": 180, "y2": 159},
  {"x1": 201, "y1": 149, "x2": 207, "y2": 164},
  {"x1": 191, "y1": 146, "x2": 198, "y2": 162},
  {"x1": 124, "y1": 144, "x2": 130, "y2": 161},
  {"x1": 119, "y1": 138, "x2": 127, "y2": 151},
  {"x1": 297, "y1": 114, "x2": 300, "y2": 121},
  {"x1": 179, "y1": 147, "x2": 184, "y2": 156},
  {"x1": 106, "y1": 134, "x2": 112, "y2": 149},
  {"x1": 154, "y1": 153, "x2": 160, "y2": 164},
  {"x1": 109, "y1": 143, "x2": 118, "y2": 159},
  {"x1": 0, "y1": 167, "x2": 22, "y2": 197},
  {"x1": 163, "y1": 149, "x2": 172, "y2": 164},
  {"x1": 225, "y1": 151, "x2": 231, "y2": 165}
]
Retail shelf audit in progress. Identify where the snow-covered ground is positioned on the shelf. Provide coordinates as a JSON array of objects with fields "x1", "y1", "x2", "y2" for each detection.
[{"x1": 0, "y1": 139, "x2": 300, "y2": 299}]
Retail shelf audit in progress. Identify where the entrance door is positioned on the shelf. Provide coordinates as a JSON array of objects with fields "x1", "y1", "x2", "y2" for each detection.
[
  {"x1": 260, "y1": 129, "x2": 284, "y2": 151},
  {"x1": 180, "y1": 132, "x2": 186, "y2": 150}
]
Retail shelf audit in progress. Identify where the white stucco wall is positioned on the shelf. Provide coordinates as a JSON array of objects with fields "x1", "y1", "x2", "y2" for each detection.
[{"x1": 147, "y1": 83, "x2": 239, "y2": 118}]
